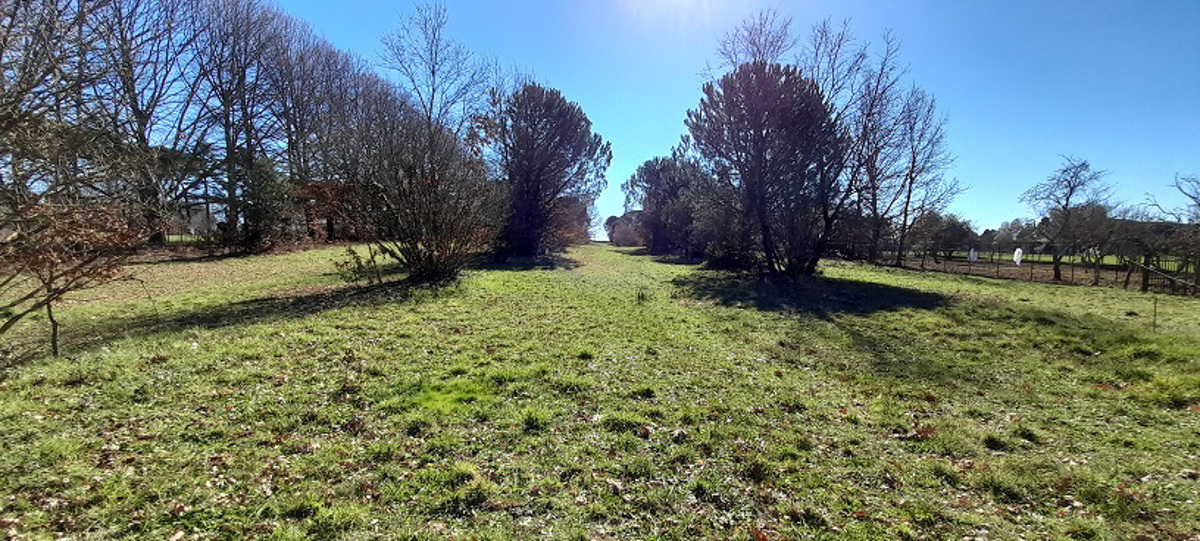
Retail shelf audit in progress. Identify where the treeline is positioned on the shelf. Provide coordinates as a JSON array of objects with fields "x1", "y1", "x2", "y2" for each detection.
[
  {"x1": 983, "y1": 158, "x2": 1200, "y2": 285},
  {"x1": 1, "y1": 0, "x2": 609, "y2": 353},
  {"x1": 612, "y1": 14, "x2": 958, "y2": 275},
  {"x1": 800, "y1": 154, "x2": 1198, "y2": 288}
]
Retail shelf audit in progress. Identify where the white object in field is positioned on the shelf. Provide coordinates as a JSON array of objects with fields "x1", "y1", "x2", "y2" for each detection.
[
  {"x1": 1013, "y1": 248, "x2": 1024, "y2": 266},
  {"x1": 968, "y1": 248, "x2": 978, "y2": 262}
]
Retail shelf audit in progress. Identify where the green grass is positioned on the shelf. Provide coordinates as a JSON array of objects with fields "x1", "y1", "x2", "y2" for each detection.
[{"x1": 1, "y1": 244, "x2": 1198, "y2": 539}]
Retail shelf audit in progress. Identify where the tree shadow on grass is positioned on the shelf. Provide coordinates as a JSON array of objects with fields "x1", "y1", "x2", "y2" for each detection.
[
  {"x1": 830, "y1": 298, "x2": 1143, "y2": 392},
  {"x1": 672, "y1": 270, "x2": 947, "y2": 317},
  {"x1": 7, "y1": 278, "x2": 452, "y2": 363},
  {"x1": 129, "y1": 242, "x2": 274, "y2": 266},
  {"x1": 470, "y1": 254, "x2": 582, "y2": 271},
  {"x1": 672, "y1": 269, "x2": 975, "y2": 387},
  {"x1": 132, "y1": 251, "x2": 242, "y2": 266},
  {"x1": 675, "y1": 268, "x2": 1161, "y2": 391},
  {"x1": 618, "y1": 247, "x2": 703, "y2": 266}
]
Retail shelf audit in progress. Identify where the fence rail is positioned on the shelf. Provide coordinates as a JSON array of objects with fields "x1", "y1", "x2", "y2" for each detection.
[{"x1": 858, "y1": 248, "x2": 1199, "y2": 296}]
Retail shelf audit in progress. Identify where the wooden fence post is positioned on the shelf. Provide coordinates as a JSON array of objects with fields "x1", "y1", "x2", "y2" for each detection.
[{"x1": 1141, "y1": 254, "x2": 1151, "y2": 293}]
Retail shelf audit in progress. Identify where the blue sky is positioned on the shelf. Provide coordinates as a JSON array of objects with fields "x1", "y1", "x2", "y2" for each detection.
[{"x1": 280, "y1": 0, "x2": 1200, "y2": 234}]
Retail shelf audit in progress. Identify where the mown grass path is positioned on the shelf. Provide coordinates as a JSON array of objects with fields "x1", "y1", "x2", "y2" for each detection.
[{"x1": 2, "y1": 244, "x2": 1197, "y2": 539}]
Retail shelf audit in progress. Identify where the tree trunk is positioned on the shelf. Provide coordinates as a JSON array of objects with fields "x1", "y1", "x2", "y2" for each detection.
[
  {"x1": 503, "y1": 185, "x2": 548, "y2": 258},
  {"x1": 47, "y1": 302, "x2": 59, "y2": 357},
  {"x1": 801, "y1": 213, "x2": 837, "y2": 276},
  {"x1": 895, "y1": 172, "x2": 917, "y2": 267},
  {"x1": 867, "y1": 221, "x2": 882, "y2": 264},
  {"x1": 140, "y1": 172, "x2": 166, "y2": 245},
  {"x1": 222, "y1": 129, "x2": 240, "y2": 244},
  {"x1": 750, "y1": 186, "x2": 777, "y2": 274}
]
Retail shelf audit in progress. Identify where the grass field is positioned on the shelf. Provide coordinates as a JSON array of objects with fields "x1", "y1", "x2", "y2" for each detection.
[{"x1": 2, "y1": 244, "x2": 1198, "y2": 539}]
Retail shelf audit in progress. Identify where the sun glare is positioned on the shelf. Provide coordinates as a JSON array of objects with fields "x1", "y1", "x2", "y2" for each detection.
[{"x1": 622, "y1": 0, "x2": 718, "y2": 29}]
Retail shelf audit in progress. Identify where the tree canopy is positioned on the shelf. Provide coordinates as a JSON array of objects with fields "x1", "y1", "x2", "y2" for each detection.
[
  {"x1": 686, "y1": 61, "x2": 844, "y2": 275},
  {"x1": 479, "y1": 83, "x2": 611, "y2": 257}
]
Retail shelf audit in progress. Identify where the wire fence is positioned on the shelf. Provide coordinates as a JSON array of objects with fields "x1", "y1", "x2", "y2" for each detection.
[
  {"x1": 859, "y1": 248, "x2": 1200, "y2": 296},
  {"x1": 158, "y1": 222, "x2": 212, "y2": 245}
]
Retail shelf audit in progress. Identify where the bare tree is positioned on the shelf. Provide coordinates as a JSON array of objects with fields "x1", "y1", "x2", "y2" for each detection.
[
  {"x1": 796, "y1": 19, "x2": 868, "y2": 128},
  {"x1": 696, "y1": 14, "x2": 961, "y2": 273},
  {"x1": 96, "y1": 0, "x2": 208, "y2": 244},
  {"x1": 1147, "y1": 173, "x2": 1200, "y2": 223},
  {"x1": 192, "y1": 0, "x2": 284, "y2": 247},
  {"x1": 1021, "y1": 157, "x2": 1110, "y2": 281},
  {"x1": 382, "y1": 2, "x2": 489, "y2": 137},
  {"x1": 264, "y1": 15, "x2": 349, "y2": 188},
  {"x1": 0, "y1": 0, "x2": 101, "y2": 134},
  {"x1": 712, "y1": 8, "x2": 797, "y2": 72},
  {"x1": 892, "y1": 86, "x2": 958, "y2": 265},
  {"x1": 303, "y1": 50, "x2": 374, "y2": 197},
  {"x1": 845, "y1": 33, "x2": 906, "y2": 262},
  {"x1": 268, "y1": 29, "x2": 373, "y2": 241},
  {"x1": 1, "y1": 1, "x2": 148, "y2": 355},
  {"x1": 357, "y1": 1, "x2": 500, "y2": 280},
  {"x1": 793, "y1": 22, "x2": 958, "y2": 265},
  {"x1": 712, "y1": 17, "x2": 880, "y2": 273},
  {"x1": 1071, "y1": 202, "x2": 1123, "y2": 285},
  {"x1": 794, "y1": 21, "x2": 886, "y2": 272},
  {"x1": 1171, "y1": 175, "x2": 1200, "y2": 221},
  {"x1": 1, "y1": 198, "x2": 144, "y2": 356}
]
